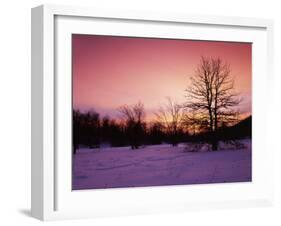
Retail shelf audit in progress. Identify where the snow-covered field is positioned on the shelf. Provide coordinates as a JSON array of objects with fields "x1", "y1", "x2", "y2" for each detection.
[{"x1": 72, "y1": 140, "x2": 252, "y2": 190}]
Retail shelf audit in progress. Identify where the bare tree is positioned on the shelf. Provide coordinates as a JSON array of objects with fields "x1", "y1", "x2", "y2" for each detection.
[
  {"x1": 72, "y1": 109, "x2": 101, "y2": 154},
  {"x1": 155, "y1": 97, "x2": 184, "y2": 146},
  {"x1": 118, "y1": 102, "x2": 145, "y2": 149},
  {"x1": 185, "y1": 57, "x2": 241, "y2": 150},
  {"x1": 182, "y1": 111, "x2": 208, "y2": 136}
]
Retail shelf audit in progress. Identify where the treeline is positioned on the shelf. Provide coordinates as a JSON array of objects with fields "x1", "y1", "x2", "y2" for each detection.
[
  {"x1": 73, "y1": 107, "x2": 251, "y2": 154},
  {"x1": 73, "y1": 109, "x2": 189, "y2": 154}
]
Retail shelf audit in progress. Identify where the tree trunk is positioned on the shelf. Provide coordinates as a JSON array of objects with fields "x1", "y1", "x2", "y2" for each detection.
[
  {"x1": 213, "y1": 107, "x2": 218, "y2": 151},
  {"x1": 211, "y1": 131, "x2": 218, "y2": 151}
]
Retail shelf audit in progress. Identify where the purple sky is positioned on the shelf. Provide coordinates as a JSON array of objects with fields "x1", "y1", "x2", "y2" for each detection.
[{"x1": 72, "y1": 34, "x2": 252, "y2": 120}]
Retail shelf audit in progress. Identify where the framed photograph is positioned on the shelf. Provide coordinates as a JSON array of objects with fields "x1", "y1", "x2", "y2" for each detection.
[{"x1": 31, "y1": 4, "x2": 274, "y2": 221}]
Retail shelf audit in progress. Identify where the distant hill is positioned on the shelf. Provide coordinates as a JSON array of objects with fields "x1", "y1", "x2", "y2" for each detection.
[
  {"x1": 188, "y1": 116, "x2": 252, "y2": 142},
  {"x1": 217, "y1": 116, "x2": 252, "y2": 140}
]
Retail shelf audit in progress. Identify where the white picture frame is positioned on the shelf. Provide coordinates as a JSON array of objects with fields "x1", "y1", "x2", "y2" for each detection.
[{"x1": 31, "y1": 4, "x2": 274, "y2": 221}]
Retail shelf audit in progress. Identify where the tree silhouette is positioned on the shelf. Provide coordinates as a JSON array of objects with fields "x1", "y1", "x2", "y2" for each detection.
[
  {"x1": 182, "y1": 111, "x2": 208, "y2": 136},
  {"x1": 73, "y1": 110, "x2": 81, "y2": 155},
  {"x1": 184, "y1": 57, "x2": 241, "y2": 150},
  {"x1": 155, "y1": 97, "x2": 184, "y2": 146},
  {"x1": 72, "y1": 109, "x2": 101, "y2": 154},
  {"x1": 148, "y1": 122, "x2": 165, "y2": 145},
  {"x1": 118, "y1": 102, "x2": 145, "y2": 149}
]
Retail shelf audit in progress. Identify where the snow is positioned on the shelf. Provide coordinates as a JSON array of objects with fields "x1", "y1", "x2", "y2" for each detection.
[{"x1": 72, "y1": 139, "x2": 252, "y2": 190}]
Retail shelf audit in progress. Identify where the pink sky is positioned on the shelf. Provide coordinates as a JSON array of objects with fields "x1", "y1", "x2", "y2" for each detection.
[{"x1": 72, "y1": 34, "x2": 252, "y2": 120}]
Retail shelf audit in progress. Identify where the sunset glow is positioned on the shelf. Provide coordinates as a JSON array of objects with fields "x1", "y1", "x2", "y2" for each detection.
[{"x1": 72, "y1": 35, "x2": 252, "y2": 120}]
